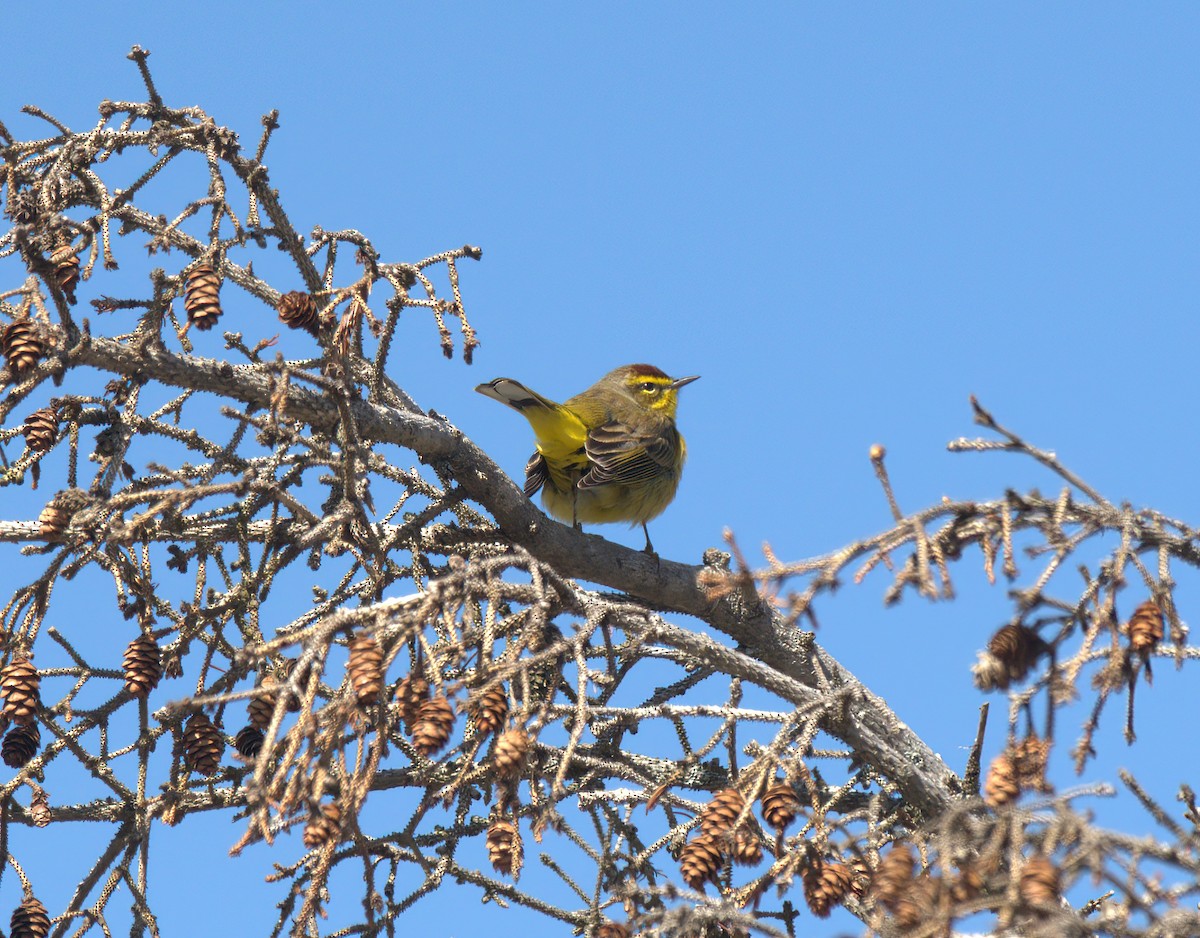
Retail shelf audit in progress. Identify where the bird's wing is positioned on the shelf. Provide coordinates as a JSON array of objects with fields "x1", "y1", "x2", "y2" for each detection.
[
  {"x1": 524, "y1": 451, "x2": 549, "y2": 498},
  {"x1": 579, "y1": 422, "x2": 676, "y2": 489}
]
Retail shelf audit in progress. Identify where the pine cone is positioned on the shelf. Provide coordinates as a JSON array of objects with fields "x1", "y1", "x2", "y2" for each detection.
[
  {"x1": 1011, "y1": 734, "x2": 1052, "y2": 794},
  {"x1": 731, "y1": 826, "x2": 763, "y2": 867},
  {"x1": 10, "y1": 896, "x2": 50, "y2": 938},
  {"x1": 1019, "y1": 854, "x2": 1060, "y2": 908},
  {"x1": 234, "y1": 724, "x2": 265, "y2": 759},
  {"x1": 596, "y1": 922, "x2": 630, "y2": 938},
  {"x1": 37, "y1": 501, "x2": 71, "y2": 539},
  {"x1": 984, "y1": 751, "x2": 1020, "y2": 808},
  {"x1": 347, "y1": 633, "x2": 384, "y2": 706},
  {"x1": 395, "y1": 673, "x2": 430, "y2": 734},
  {"x1": 183, "y1": 264, "x2": 222, "y2": 331},
  {"x1": 5, "y1": 189, "x2": 37, "y2": 225},
  {"x1": 277, "y1": 290, "x2": 319, "y2": 333},
  {"x1": 699, "y1": 787, "x2": 745, "y2": 839},
  {"x1": 493, "y1": 727, "x2": 530, "y2": 781},
  {"x1": 848, "y1": 860, "x2": 871, "y2": 900},
  {"x1": 0, "y1": 658, "x2": 41, "y2": 726},
  {"x1": 890, "y1": 877, "x2": 937, "y2": 930},
  {"x1": 950, "y1": 864, "x2": 984, "y2": 904},
  {"x1": 248, "y1": 675, "x2": 279, "y2": 729},
  {"x1": 524, "y1": 659, "x2": 562, "y2": 705},
  {"x1": 678, "y1": 833, "x2": 722, "y2": 891},
  {"x1": 2, "y1": 724, "x2": 40, "y2": 768},
  {"x1": 280, "y1": 658, "x2": 310, "y2": 712},
  {"x1": 2, "y1": 320, "x2": 43, "y2": 375},
  {"x1": 469, "y1": 683, "x2": 508, "y2": 737},
  {"x1": 122, "y1": 634, "x2": 162, "y2": 699},
  {"x1": 870, "y1": 842, "x2": 915, "y2": 912},
  {"x1": 302, "y1": 802, "x2": 341, "y2": 849},
  {"x1": 182, "y1": 712, "x2": 223, "y2": 776},
  {"x1": 50, "y1": 243, "x2": 80, "y2": 304},
  {"x1": 486, "y1": 816, "x2": 519, "y2": 875},
  {"x1": 37, "y1": 489, "x2": 87, "y2": 540},
  {"x1": 974, "y1": 623, "x2": 1046, "y2": 690},
  {"x1": 803, "y1": 859, "x2": 854, "y2": 918},
  {"x1": 519, "y1": 622, "x2": 564, "y2": 706},
  {"x1": 1127, "y1": 599, "x2": 1164, "y2": 655},
  {"x1": 760, "y1": 781, "x2": 801, "y2": 833},
  {"x1": 411, "y1": 694, "x2": 454, "y2": 756},
  {"x1": 21, "y1": 407, "x2": 59, "y2": 456},
  {"x1": 29, "y1": 792, "x2": 51, "y2": 827}
]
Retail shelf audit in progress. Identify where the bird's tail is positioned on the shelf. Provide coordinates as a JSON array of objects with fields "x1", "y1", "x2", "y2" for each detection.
[
  {"x1": 474, "y1": 378, "x2": 588, "y2": 459},
  {"x1": 474, "y1": 378, "x2": 558, "y2": 413}
]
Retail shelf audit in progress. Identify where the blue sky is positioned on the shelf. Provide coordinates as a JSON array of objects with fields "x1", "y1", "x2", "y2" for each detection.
[{"x1": 2, "y1": 4, "x2": 1199, "y2": 936}]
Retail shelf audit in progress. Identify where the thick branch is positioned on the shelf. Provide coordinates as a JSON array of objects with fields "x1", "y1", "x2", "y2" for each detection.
[{"x1": 69, "y1": 327, "x2": 960, "y2": 818}]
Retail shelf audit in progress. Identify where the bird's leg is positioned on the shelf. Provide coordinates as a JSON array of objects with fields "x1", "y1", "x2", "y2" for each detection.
[
  {"x1": 572, "y1": 486, "x2": 581, "y2": 531},
  {"x1": 641, "y1": 523, "x2": 656, "y2": 554}
]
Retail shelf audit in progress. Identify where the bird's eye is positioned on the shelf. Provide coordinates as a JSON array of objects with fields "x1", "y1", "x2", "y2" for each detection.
[{"x1": 639, "y1": 382, "x2": 658, "y2": 393}]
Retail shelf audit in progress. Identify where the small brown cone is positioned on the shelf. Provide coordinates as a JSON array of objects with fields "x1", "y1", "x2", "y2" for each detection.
[
  {"x1": 1127, "y1": 599, "x2": 1164, "y2": 656},
  {"x1": 37, "y1": 501, "x2": 71, "y2": 539},
  {"x1": 234, "y1": 724, "x2": 264, "y2": 759},
  {"x1": 122, "y1": 634, "x2": 162, "y2": 699},
  {"x1": 803, "y1": 859, "x2": 854, "y2": 918},
  {"x1": 2, "y1": 320, "x2": 43, "y2": 375},
  {"x1": 700, "y1": 787, "x2": 746, "y2": 839},
  {"x1": 976, "y1": 623, "x2": 1045, "y2": 689},
  {"x1": 871, "y1": 842, "x2": 915, "y2": 912},
  {"x1": 5, "y1": 188, "x2": 37, "y2": 225},
  {"x1": 891, "y1": 877, "x2": 937, "y2": 930},
  {"x1": 395, "y1": 673, "x2": 430, "y2": 734},
  {"x1": 760, "y1": 781, "x2": 801, "y2": 833},
  {"x1": 21, "y1": 408, "x2": 58, "y2": 456},
  {"x1": 486, "y1": 816, "x2": 520, "y2": 875},
  {"x1": 678, "y1": 832, "x2": 722, "y2": 891},
  {"x1": 37, "y1": 489, "x2": 87, "y2": 540},
  {"x1": 731, "y1": 826, "x2": 763, "y2": 867},
  {"x1": 493, "y1": 727, "x2": 531, "y2": 782},
  {"x1": 0, "y1": 658, "x2": 41, "y2": 726},
  {"x1": 984, "y1": 751, "x2": 1020, "y2": 808},
  {"x1": 280, "y1": 658, "x2": 308, "y2": 712},
  {"x1": 469, "y1": 683, "x2": 508, "y2": 737},
  {"x1": 1011, "y1": 734, "x2": 1053, "y2": 794},
  {"x1": 302, "y1": 802, "x2": 341, "y2": 849},
  {"x1": 411, "y1": 694, "x2": 454, "y2": 756},
  {"x1": 183, "y1": 264, "x2": 222, "y2": 331},
  {"x1": 596, "y1": 922, "x2": 630, "y2": 938},
  {"x1": 2, "y1": 724, "x2": 40, "y2": 768},
  {"x1": 51, "y1": 243, "x2": 80, "y2": 304},
  {"x1": 848, "y1": 860, "x2": 871, "y2": 900},
  {"x1": 10, "y1": 896, "x2": 50, "y2": 938},
  {"x1": 182, "y1": 712, "x2": 223, "y2": 776},
  {"x1": 950, "y1": 864, "x2": 984, "y2": 905},
  {"x1": 277, "y1": 290, "x2": 319, "y2": 333},
  {"x1": 520, "y1": 621, "x2": 564, "y2": 706},
  {"x1": 347, "y1": 633, "x2": 384, "y2": 706},
  {"x1": 248, "y1": 676, "x2": 279, "y2": 729},
  {"x1": 29, "y1": 791, "x2": 51, "y2": 827},
  {"x1": 1019, "y1": 854, "x2": 1060, "y2": 908}
]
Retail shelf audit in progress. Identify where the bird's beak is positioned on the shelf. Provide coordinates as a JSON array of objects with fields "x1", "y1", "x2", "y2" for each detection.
[{"x1": 670, "y1": 375, "x2": 700, "y2": 390}]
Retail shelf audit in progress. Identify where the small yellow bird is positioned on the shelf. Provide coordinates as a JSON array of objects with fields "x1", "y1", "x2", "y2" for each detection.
[{"x1": 475, "y1": 364, "x2": 699, "y2": 552}]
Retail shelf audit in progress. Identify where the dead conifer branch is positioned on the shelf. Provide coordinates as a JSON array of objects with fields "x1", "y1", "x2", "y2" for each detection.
[{"x1": 0, "y1": 50, "x2": 1195, "y2": 938}]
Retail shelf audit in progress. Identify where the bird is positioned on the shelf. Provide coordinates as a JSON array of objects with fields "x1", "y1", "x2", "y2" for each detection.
[{"x1": 475, "y1": 363, "x2": 699, "y2": 552}]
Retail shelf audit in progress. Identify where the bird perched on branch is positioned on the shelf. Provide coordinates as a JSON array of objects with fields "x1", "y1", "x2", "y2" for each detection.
[{"x1": 475, "y1": 363, "x2": 699, "y2": 553}]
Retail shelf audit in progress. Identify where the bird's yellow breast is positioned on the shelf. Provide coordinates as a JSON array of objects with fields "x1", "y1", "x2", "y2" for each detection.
[{"x1": 540, "y1": 433, "x2": 685, "y2": 526}]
